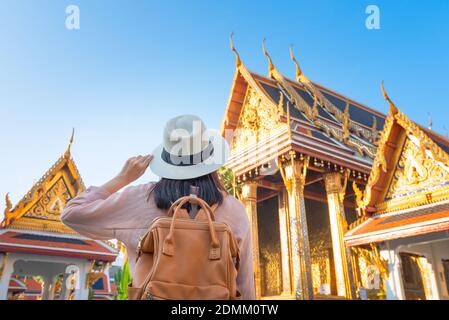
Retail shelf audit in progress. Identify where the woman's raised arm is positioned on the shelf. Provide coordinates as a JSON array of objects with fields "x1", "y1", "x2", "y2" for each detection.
[{"x1": 61, "y1": 155, "x2": 153, "y2": 240}]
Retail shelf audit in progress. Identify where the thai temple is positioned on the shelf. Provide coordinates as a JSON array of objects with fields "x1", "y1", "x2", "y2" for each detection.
[
  {"x1": 1, "y1": 36, "x2": 449, "y2": 300},
  {"x1": 0, "y1": 133, "x2": 119, "y2": 300},
  {"x1": 221, "y1": 36, "x2": 449, "y2": 300}
]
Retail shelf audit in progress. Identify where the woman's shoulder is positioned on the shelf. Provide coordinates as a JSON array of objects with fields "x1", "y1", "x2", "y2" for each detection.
[
  {"x1": 218, "y1": 193, "x2": 249, "y2": 223},
  {"x1": 219, "y1": 191, "x2": 242, "y2": 208}
]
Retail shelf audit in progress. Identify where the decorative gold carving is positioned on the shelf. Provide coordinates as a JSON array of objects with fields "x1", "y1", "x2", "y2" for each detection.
[
  {"x1": 277, "y1": 90, "x2": 285, "y2": 116},
  {"x1": 279, "y1": 151, "x2": 309, "y2": 195},
  {"x1": 354, "y1": 111, "x2": 395, "y2": 213},
  {"x1": 395, "y1": 110, "x2": 449, "y2": 167},
  {"x1": 85, "y1": 272, "x2": 104, "y2": 289},
  {"x1": 355, "y1": 82, "x2": 449, "y2": 214},
  {"x1": 352, "y1": 181, "x2": 365, "y2": 210},
  {"x1": 232, "y1": 86, "x2": 281, "y2": 152},
  {"x1": 376, "y1": 183, "x2": 449, "y2": 214},
  {"x1": 2, "y1": 130, "x2": 85, "y2": 229},
  {"x1": 21, "y1": 178, "x2": 71, "y2": 220},
  {"x1": 262, "y1": 44, "x2": 316, "y2": 121},
  {"x1": 290, "y1": 47, "x2": 379, "y2": 143},
  {"x1": 279, "y1": 152, "x2": 314, "y2": 299},
  {"x1": 317, "y1": 119, "x2": 377, "y2": 158},
  {"x1": 228, "y1": 34, "x2": 279, "y2": 113},
  {"x1": 386, "y1": 138, "x2": 449, "y2": 200},
  {"x1": 342, "y1": 101, "x2": 350, "y2": 142},
  {"x1": 324, "y1": 170, "x2": 349, "y2": 203},
  {"x1": 351, "y1": 244, "x2": 388, "y2": 278}
]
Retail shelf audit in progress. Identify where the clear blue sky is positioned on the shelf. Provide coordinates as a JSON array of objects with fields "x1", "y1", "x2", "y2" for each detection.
[{"x1": 1, "y1": 0, "x2": 448, "y2": 215}]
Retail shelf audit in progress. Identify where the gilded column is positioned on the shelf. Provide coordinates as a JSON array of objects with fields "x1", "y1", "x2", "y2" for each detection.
[
  {"x1": 278, "y1": 188, "x2": 292, "y2": 295},
  {"x1": 324, "y1": 172, "x2": 356, "y2": 299},
  {"x1": 241, "y1": 181, "x2": 262, "y2": 299},
  {"x1": 279, "y1": 152, "x2": 314, "y2": 300}
]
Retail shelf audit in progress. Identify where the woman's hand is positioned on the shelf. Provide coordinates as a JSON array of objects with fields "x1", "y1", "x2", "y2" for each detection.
[{"x1": 102, "y1": 155, "x2": 153, "y2": 194}]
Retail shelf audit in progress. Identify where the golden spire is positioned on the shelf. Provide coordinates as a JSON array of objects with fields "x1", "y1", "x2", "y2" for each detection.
[
  {"x1": 229, "y1": 33, "x2": 242, "y2": 68},
  {"x1": 289, "y1": 45, "x2": 303, "y2": 80},
  {"x1": 381, "y1": 81, "x2": 398, "y2": 116},
  {"x1": 262, "y1": 37, "x2": 275, "y2": 76},
  {"x1": 64, "y1": 128, "x2": 75, "y2": 159}
]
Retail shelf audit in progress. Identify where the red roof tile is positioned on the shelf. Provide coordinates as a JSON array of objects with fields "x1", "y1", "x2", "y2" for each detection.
[
  {"x1": 0, "y1": 231, "x2": 118, "y2": 262},
  {"x1": 345, "y1": 203, "x2": 449, "y2": 246}
]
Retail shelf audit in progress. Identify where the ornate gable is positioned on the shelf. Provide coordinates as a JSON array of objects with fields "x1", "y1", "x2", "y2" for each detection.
[
  {"x1": 231, "y1": 85, "x2": 283, "y2": 153},
  {"x1": 386, "y1": 137, "x2": 449, "y2": 201},
  {"x1": 2, "y1": 131, "x2": 85, "y2": 234},
  {"x1": 353, "y1": 84, "x2": 449, "y2": 215}
]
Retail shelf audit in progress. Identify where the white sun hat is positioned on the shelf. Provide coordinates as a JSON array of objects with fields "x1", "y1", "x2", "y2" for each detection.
[{"x1": 150, "y1": 115, "x2": 230, "y2": 180}]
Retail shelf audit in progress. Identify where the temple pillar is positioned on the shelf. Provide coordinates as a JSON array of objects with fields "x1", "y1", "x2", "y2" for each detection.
[
  {"x1": 324, "y1": 172, "x2": 356, "y2": 299},
  {"x1": 241, "y1": 181, "x2": 262, "y2": 299},
  {"x1": 59, "y1": 273, "x2": 69, "y2": 300},
  {"x1": 278, "y1": 189, "x2": 292, "y2": 295},
  {"x1": 0, "y1": 254, "x2": 14, "y2": 300},
  {"x1": 279, "y1": 152, "x2": 314, "y2": 300},
  {"x1": 71, "y1": 263, "x2": 90, "y2": 300},
  {"x1": 42, "y1": 276, "x2": 52, "y2": 300}
]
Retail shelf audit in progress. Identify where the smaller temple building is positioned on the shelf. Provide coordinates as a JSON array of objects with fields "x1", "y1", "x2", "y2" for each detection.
[
  {"x1": 345, "y1": 88, "x2": 449, "y2": 300},
  {"x1": 0, "y1": 132, "x2": 119, "y2": 300}
]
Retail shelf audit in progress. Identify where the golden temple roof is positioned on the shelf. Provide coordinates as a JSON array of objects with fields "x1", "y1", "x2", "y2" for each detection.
[
  {"x1": 352, "y1": 83, "x2": 449, "y2": 215},
  {"x1": 2, "y1": 129, "x2": 85, "y2": 234}
]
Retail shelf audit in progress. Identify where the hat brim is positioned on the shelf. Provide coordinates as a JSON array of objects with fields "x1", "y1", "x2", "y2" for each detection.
[{"x1": 149, "y1": 130, "x2": 230, "y2": 180}]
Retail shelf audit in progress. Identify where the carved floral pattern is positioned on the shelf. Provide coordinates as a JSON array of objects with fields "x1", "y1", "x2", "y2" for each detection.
[
  {"x1": 232, "y1": 87, "x2": 280, "y2": 152},
  {"x1": 23, "y1": 178, "x2": 72, "y2": 220},
  {"x1": 386, "y1": 137, "x2": 449, "y2": 199}
]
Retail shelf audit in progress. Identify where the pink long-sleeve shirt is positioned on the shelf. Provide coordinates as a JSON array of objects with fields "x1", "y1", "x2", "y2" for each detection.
[{"x1": 61, "y1": 183, "x2": 256, "y2": 300}]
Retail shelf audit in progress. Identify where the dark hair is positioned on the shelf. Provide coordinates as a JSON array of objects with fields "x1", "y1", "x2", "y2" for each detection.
[{"x1": 149, "y1": 171, "x2": 226, "y2": 211}]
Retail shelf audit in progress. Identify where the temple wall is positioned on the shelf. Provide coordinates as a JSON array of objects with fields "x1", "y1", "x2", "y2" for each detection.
[{"x1": 381, "y1": 232, "x2": 449, "y2": 300}]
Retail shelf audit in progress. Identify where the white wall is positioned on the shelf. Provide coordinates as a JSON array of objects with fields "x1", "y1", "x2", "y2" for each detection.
[{"x1": 385, "y1": 232, "x2": 449, "y2": 300}]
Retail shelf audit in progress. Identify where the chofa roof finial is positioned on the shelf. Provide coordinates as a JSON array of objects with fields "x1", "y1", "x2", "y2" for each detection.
[
  {"x1": 229, "y1": 33, "x2": 242, "y2": 68},
  {"x1": 427, "y1": 113, "x2": 433, "y2": 130},
  {"x1": 64, "y1": 128, "x2": 75, "y2": 159},
  {"x1": 262, "y1": 37, "x2": 274, "y2": 76},
  {"x1": 380, "y1": 81, "x2": 398, "y2": 116},
  {"x1": 289, "y1": 45, "x2": 303, "y2": 80},
  {"x1": 5, "y1": 192, "x2": 12, "y2": 214}
]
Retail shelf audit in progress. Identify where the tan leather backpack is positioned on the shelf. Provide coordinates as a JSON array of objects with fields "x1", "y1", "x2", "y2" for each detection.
[{"x1": 127, "y1": 196, "x2": 241, "y2": 300}]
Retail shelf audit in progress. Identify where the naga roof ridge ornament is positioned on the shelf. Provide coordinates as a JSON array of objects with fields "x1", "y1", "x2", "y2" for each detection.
[{"x1": 260, "y1": 42, "x2": 315, "y2": 121}]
